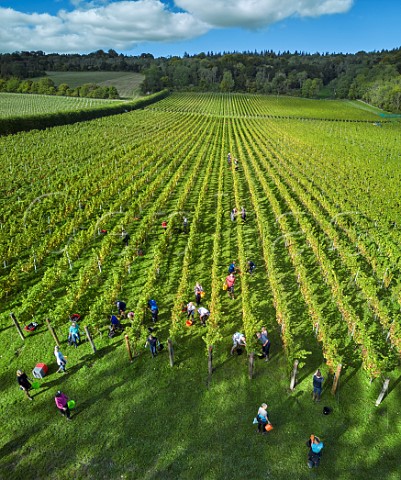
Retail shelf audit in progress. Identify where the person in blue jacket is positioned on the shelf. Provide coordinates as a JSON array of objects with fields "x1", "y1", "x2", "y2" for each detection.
[
  {"x1": 247, "y1": 260, "x2": 256, "y2": 274},
  {"x1": 68, "y1": 322, "x2": 80, "y2": 348},
  {"x1": 228, "y1": 261, "x2": 236, "y2": 274},
  {"x1": 116, "y1": 300, "x2": 127, "y2": 317},
  {"x1": 148, "y1": 299, "x2": 159, "y2": 322},
  {"x1": 312, "y1": 369, "x2": 324, "y2": 402},
  {"x1": 307, "y1": 434, "x2": 324, "y2": 468}
]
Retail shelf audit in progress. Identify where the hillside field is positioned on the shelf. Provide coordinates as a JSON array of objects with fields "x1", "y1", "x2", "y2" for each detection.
[
  {"x1": 40, "y1": 71, "x2": 145, "y2": 98},
  {"x1": 1, "y1": 93, "x2": 401, "y2": 480},
  {"x1": 0, "y1": 92, "x2": 125, "y2": 118}
]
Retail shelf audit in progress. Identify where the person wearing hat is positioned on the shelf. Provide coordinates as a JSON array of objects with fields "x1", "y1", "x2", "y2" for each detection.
[
  {"x1": 54, "y1": 345, "x2": 67, "y2": 373},
  {"x1": 312, "y1": 369, "x2": 324, "y2": 402},
  {"x1": 55, "y1": 391, "x2": 71, "y2": 420},
  {"x1": 256, "y1": 403, "x2": 270, "y2": 434},
  {"x1": 16, "y1": 370, "x2": 33, "y2": 400}
]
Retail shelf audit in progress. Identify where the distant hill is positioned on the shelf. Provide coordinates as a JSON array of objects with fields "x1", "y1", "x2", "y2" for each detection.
[
  {"x1": 2, "y1": 48, "x2": 401, "y2": 111},
  {"x1": 36, "y1": 71, "x2": 145, "y2": 99}
]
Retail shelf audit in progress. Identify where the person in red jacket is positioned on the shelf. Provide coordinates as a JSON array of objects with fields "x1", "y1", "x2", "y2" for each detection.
[
  {"x1": 225, "y1": 273, "x2": 236, "y2": 299},
  {"x1": 55, "y1": 391, "x2": 72, "y2": 420}
]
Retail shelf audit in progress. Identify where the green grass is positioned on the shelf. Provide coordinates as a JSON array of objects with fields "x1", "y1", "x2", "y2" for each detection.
[
  {"x1": 2, "y1": 314, "x2": 401, "y2": 479},
  {"x1": 41, "y1": 71, "x2": 145, "y2": 98},
  {"x1": 1, "y1": 94, "x2": 401, "y2": 479}
]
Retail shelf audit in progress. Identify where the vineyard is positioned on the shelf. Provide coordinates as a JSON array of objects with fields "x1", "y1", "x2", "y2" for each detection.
[
  {"x1": 0, "y1": 92, "x2": 125, "y2": 118},
  {"x1": 148, "y1": 92, "x2": 386, "y2": 120},
  {"x1": 1, "y1": 93, "x2": 401, "y2": 479}
]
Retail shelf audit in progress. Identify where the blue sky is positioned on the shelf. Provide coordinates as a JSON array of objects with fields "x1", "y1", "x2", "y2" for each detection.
[{"x1": 0, "y1": 0, "x2": 400, "y2": 57}]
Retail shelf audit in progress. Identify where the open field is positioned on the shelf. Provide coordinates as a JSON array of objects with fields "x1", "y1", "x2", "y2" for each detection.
[
  {"x1": 0, "y1": 92, "x2": 124, "y2": 118},
  {"x1": 1, "y1": 93, "x2": 401, "y2": 480},
  {"x1": 41, "y1": 71, "x2": 145, "y2": 98}
]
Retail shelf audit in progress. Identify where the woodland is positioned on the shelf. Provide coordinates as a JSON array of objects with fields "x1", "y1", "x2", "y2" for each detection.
[{"x1": 1, "y1": 47, "x2": 401, "y2": 111}]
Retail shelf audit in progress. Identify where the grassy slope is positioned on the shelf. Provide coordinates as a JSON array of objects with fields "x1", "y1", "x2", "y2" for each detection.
[
  {"x1": 1, "y1": 95, "x2": 401, "y2": 480},
  {"x1": 0, "y1": 92, "x2": 123, "y2": 118},
  {"x1": 42, "y1": 71, "x2": 145, "y2": 98}
]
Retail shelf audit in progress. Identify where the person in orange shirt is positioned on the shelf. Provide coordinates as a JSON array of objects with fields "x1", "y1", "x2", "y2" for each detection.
[{"x1": 225, "y1": 273, "x2": 236, "y2": 299}]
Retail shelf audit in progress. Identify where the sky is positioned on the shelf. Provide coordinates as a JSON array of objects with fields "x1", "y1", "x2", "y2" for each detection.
[{"x1": 0, "y1": 0, "x2": 400, "y2": 58}]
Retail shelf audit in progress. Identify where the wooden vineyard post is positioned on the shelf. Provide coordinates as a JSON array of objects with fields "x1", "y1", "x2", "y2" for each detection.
[
  {"x1": 10, "y1": 312, "x2": 25, "y2": 341},
  {"x1": 248, "y1": 352, "x2": 255, "y2": 380},
  {"x1": 46, "y1": 319, "x2": 60, "y2": 346},
  {"x1": 125, "y1": 335, "x2": 133, "y2": 363},
  {"x1": 331, "y1": 364, "x2": 342, "y2": 395},
  {"x1": 290, "y1": 359, "x2": 299, "y2": 391},
  {"x1": 208, "y1": 346, "x2": 213, "y2": 378},
  {"x1": 375, "y1": 378, "x2": 390, "y2": 407},
  {"x1": 84, "y1": 326, "x2": 97, "y2": 353},
  {"x1": 167, "y1": 338, "x2": 174, "y2": 367}
]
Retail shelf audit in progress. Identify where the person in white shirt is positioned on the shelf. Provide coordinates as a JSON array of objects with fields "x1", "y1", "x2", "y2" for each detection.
[
  {"x1": 54, "y1": 345, "x2": 67, "y2": 373},
  {"x1": 257, "y1": 403, "x2": 270, "y2": 434},
  {"x1": 230, "y1": 332, "x2": 246, "y2": 355},
  {"x1": 187, "y1": 302, "x2": 196, "y2": 321},
  {"x1": 198, "y1": 307, "x2": 210, "y2": 326}
]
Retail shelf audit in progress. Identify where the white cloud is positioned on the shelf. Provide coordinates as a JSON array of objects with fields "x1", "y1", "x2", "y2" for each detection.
[
  {"x1": 0, "y1": 1, "x2": 209, "y2": 53},
  {"x1": 0, "y1": 0, "x2": 353, "y2": 53},
  {"x1": 174, "y1": 0, "x2": 354, "y2": 29}
]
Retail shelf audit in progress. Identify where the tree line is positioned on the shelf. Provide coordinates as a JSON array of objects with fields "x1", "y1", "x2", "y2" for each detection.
[
  {"x1": 0, "y1": 77, "x2": 119, "y2": 99},
  {"x1": 140, "y1": 49, "x2": 401, "y2": 113},
  {"x1": 0, "y1": 50, "x2": 154, "y2": 78},
  {"x1": 1, "y1": 48, "x2": 401, "y2": 112}
]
